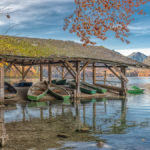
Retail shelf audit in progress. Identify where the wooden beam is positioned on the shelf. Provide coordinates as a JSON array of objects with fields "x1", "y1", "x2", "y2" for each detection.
[
  {"x1": 82, "y1": 68, "x2": 86, "y2": 82},
  {"x1": 40, "y1": 64, "x2": 43, "y2": 81},
  {"x1": 120, "y1": 66, "x2": 127, "y2": 96},
  {"x1": 95, "y1": 83, "x2": 123, "y2": 93},
  {"x1": 0, "y1": 65, "x2": 4, "y2": 104},
  {"x1": 105, "y1": 64, "x2": 122, "y2": 81},
  {"x1": 76, "y1": 61, "x2": 81, "y2": 96},
  {"x1": 65, "y1": 61, "x2": 76, "y2": 75},
  {"x1": 13, "y1": 64, "x2": 22, "y2": 75},
  {"x1": 48, "y1": 64, "x2": 52, "y2": 85},
  {"x1": 80, "y1": 61, "x2": 90, "y2": 73},
  {"x1": 56, "y1": 66, "x2": 62, "y2": 75},
  {"x1": 22, "y1": 66, "x2": 25, "y2": 81},
  {"x1": 4, "y1": 62, "x2": 14, "y2": 73},
  {"x1": 63, "y1": 63, "x2": 76, "y2": 79},
  {"x1": 104, "y1": 71, "x2": 107, "y2": 85},
  {"x1": 62, "y1": 67, "x2": 65, "y2": 80},
  {"x1": 112, "y1": 65, "x2": 128, "y2": 82},
  {"x1": 93, "y1": 63, "x2": 96, "y2": 84},
  {"x1": 23, "y1": 65, "x2": 32, "y2": 79}
]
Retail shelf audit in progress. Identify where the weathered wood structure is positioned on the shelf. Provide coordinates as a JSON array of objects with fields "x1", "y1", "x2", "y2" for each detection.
[{"x1": 0, "y1": 35, "x2": 150, "y2": 104}]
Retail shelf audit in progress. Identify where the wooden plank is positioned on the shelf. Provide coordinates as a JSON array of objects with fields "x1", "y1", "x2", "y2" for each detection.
[
  {"x1": 0, "y1": 65, "x2": 4, "y2": 103},
  {"x1": 112, "y1": 65, "x2": 128, "y2": 82},
  {"x1": 48, "y1": 64, "x2": 52, "y2": 85},
  {"x1": 82, "y1": 68, "x2": 86, "y2": 82},
  {"x1": 80, "y1": 61, "x2": 90, "y2": 72},
  {"x1": 104, "y1": 71, "x2": 107, "y2": 85},
  {"x1": 76, "y1": 61, "x2": 81, "y2": 96},
  {"x1": 62, "y1": 67, "x2": 65, "y2": 80},
  {"x1": 120, "y1": 66, "x2": 127, "y2": 96},
  {"x1": 93, "y1": 63, "x2": 96, "y2": 84},
  {"x1": 22, "y1": 66, "x2": 25, "y2": 80},
  {"x1": 95, "y1": 83, "x2": 123, "y2": 92},
  {"x1": 40, "y1": 64, "x2": 43, "y2": 81}
]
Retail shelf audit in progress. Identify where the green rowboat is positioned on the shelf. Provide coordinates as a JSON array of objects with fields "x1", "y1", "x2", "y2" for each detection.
[
  {"x1": 69, "y1": 82, "x2": 96, "y2": 94},
  {"x1": 27, "y1": 81, "x2": 48, "y2": 101},
  {"x1": 81, "y1": 82, "x2": 107, "y2": 94},
  {"x1": 48, "y1": 86, "x2": 70, "y2": 100},
  {"x1": 56, "y1": 79, "x2": 67, "y2": 85},
  {"x1": 127, "y1": 86, "x2": 144, "y2": 94},
  {"x1": 51, "y1": 79, "x2": 67, "y2": 85}
]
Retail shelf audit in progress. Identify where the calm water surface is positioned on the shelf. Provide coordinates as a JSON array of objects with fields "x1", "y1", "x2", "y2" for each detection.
[{"x1": 2, "y1": 77, "x2": 150, "y2": 150}]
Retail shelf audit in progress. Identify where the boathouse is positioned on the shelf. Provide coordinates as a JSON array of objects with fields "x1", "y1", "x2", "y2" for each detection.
[{"x1": 0, "y1": 35, "x2": 150, "y2": 103}]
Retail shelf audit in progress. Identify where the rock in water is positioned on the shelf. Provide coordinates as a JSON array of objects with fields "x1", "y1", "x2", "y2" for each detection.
[{"x1": 57, "y1": 133, "x2": 70, "y2": 138}]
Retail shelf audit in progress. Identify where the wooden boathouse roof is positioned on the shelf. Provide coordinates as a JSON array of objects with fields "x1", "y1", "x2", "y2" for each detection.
[{"x1": 0, "y1": 35, "x2": 150, "y2": 68}]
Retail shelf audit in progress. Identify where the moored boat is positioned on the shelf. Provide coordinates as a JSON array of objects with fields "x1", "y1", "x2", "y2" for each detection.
[
  {"x1": 5, "y1": 82, "x2": 17, "y2": 99},
  {"x1": 69, "y1": 82, "x2": 96, "y2": 94},
  {"x1": 27, "y1": 81, "x2": 48, "y2": 101},
  {"x1": 127, "y1": 86, "x2": 144, "y2": 94},
  {"x1": 48, "y1": 86, "x2": 70, "y2": 100},
  {"x1": 81, "y1": 81, "x2": 107, "y2": 93},
  {"x1": 15, "y1": 82, "x2": 33, "y2": 87}
]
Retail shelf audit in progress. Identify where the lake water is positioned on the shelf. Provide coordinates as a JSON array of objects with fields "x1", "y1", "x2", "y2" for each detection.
[{"x1": 2, "y1": 77, "x2": 150, "y2": 150}]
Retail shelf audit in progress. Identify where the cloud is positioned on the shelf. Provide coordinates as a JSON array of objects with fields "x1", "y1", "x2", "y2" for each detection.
[{"x1": 128, "y1": 21, "x2": 150, "y2": 36}]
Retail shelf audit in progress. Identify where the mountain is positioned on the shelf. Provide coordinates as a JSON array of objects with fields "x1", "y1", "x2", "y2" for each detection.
[
  {"x1": 144, "y1": 56, "x2": 150, "y2": 65},
  {"x1": 128, "y1": 52, "x2": 147, "y2": 62}
]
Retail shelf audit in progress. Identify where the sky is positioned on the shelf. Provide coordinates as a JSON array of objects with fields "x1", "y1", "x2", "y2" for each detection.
[{"x1": 0, "y1": 0, "x2": 150, "y2": 56}]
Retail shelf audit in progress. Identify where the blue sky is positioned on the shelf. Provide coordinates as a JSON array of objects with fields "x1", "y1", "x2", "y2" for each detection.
[{"x1": 0, "y1": 0, "x2": 150, "y2": 56}]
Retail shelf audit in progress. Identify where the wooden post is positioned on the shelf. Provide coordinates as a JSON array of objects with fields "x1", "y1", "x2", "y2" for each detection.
[
  {"x1": 104, "y1": 71, "x2": 107, "y2": 85},
  {"x1": 0, "y1": 109, "x2": 8, "y2": 146},
  {"x1": 40, "y1": 64, "x2": 43, "y2": 81},
  {"x1": 76, "y1": 61, "x2": 81, "y2": 97},
  {"x1": 93, "y1": 63, "x2": 96, "y2": 85},
  {"x1": 82, "y1": 68, "x2": 85, "y2": 82},
  {"x1": 48, "y1": 64, "x2": 52, "y2": 85},
  {"x1": 93, "y1": 102, "x2": 96, "y2": 131},
  {"x1": 62, "y1": 67, "x2": 65, "y2": 80},
  {"x1": 120, "y1": 66, "x2": 127, "y2": 96},
  {"x1": 21, "y1": 66, "x2": 25, "y2": 81},
  {"x1": 0, "y1": 65, "x2": 4, "y2": 105}
]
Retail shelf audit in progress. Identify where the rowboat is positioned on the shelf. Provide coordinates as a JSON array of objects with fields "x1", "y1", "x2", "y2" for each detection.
[
  {"x1": 27, "y1": 81, "x2": 48, "y2": 101},
  {"x1": 51, "y1": 79, "x2": 66, "y2": 85},
  {"x1": 5, "y1": 82, "x2": 17, "y2": 99},
  {"x1": 15, "y1": 82, "x2": 32, "y2": 87},
  {"x1": 56, "y1": 79, "x2": 67, "y2": 85},
  {"x1": 127, "y1": 86, "x2": 144, "y2": 94},
  {"x1": 81, "y1": 82, "x2": 107, "y2": 93},
  {"x1": 48, "y1": 86, "x2": 70, "y2": 100},
  {"x1": 69, "y1": 82, "x2": 96, "y2": 94}
]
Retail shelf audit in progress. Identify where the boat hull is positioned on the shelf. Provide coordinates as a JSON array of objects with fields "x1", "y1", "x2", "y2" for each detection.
[
  {"x1": 81, "y1": 82, "x2": 107, "y2": 94},
  {"x1": 27, "y1": 81, "x2": 48, "y2": 101},
  {"x1": 48, "y1": 87, "x2": 70, "y2": 101}
]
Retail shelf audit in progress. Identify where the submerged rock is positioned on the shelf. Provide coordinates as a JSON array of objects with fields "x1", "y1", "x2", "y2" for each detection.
[{"x1": 97, "y1": 141, "x2": 104, "y2": 147}]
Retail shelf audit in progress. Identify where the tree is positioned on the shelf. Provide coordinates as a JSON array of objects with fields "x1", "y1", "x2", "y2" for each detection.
[{"x1": 64, "y1": 0, "x2": 150, "y2": 46}]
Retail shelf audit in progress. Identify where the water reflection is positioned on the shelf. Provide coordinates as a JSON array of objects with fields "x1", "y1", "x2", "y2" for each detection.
[{"x1": 2, "y1": 96, "x2": 150, "y2": 150}]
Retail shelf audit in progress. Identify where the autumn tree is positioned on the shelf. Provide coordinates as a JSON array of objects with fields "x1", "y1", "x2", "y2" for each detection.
[{"x1": 64, "y1": 0, "x2": 150, "y2": 46}]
